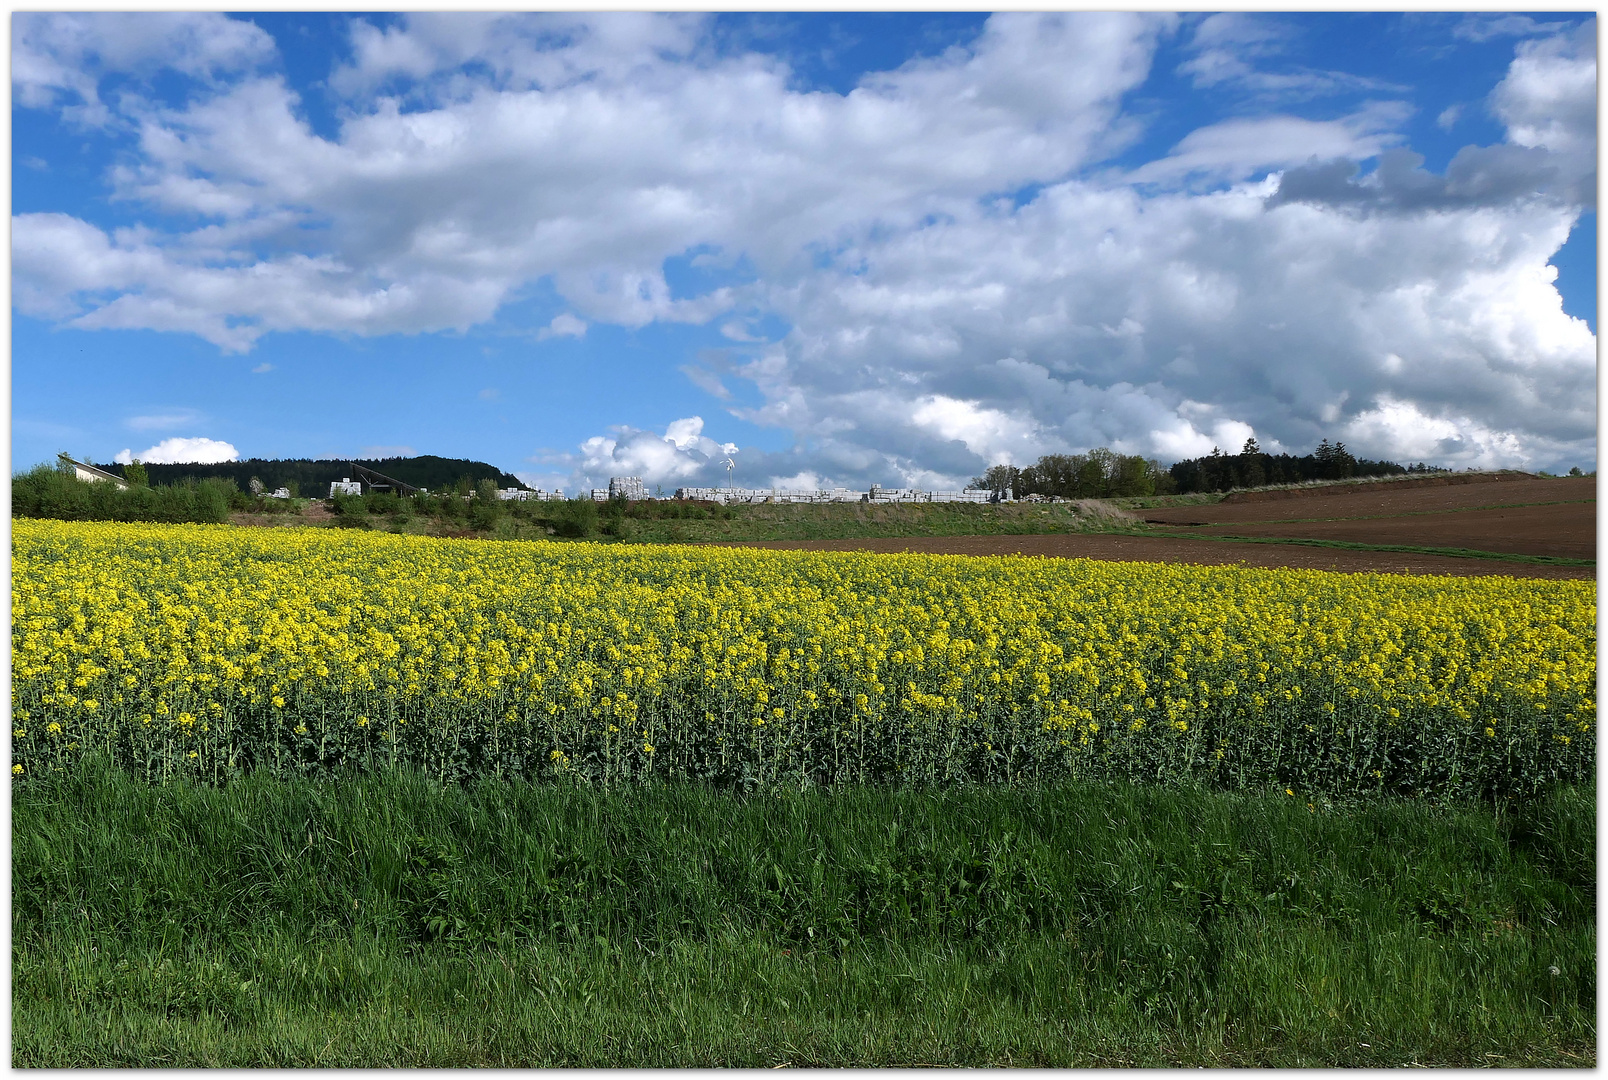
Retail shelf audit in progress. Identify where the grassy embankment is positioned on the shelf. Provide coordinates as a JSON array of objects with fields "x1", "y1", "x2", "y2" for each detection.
[
  {"x1": 13, "y1": 762, "x2": 1594, "y2": 1067},
  {"x1": 259, "y1": 497, "x2": 1147, "y2": 544}
]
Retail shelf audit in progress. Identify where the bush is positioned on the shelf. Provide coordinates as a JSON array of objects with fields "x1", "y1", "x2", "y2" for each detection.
[
  {"x1": 469, "y1": 480, "x2": 504, "y2": 531},
  {"x1": 553, "y1": 496, "x2": 599, "y2": 538},
  {"x1": 11, "y1": 465, "x2": 234, "y2": 525}
]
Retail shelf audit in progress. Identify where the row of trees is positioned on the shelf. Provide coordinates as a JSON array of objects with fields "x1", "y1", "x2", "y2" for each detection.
[
  {"x1": 971, "y1": 440, "x2": 1445, "y2": 500},
  {"x1": 971, "y1": 449, "x2": 1175, "y2": 500},
  {"x1": 1168, "y1": 439, "x2": 1441, "y2": 494}
]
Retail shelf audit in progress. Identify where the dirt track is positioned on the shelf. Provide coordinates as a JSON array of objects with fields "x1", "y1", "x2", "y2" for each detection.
[{"x1": 1140, "y1": 475, "x2": 1594, "y2": 561}]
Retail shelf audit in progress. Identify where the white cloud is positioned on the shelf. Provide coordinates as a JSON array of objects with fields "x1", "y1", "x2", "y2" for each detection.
[
  {"x1": 1490, "y1": 21, "x2": 1597, "y2": 159},
  {"x1": 909, "y1": 395, "x2": 1042, "y2": 466},
  {"x1": 13, "y1": 12, "x2": 1166, "y2": 350},
  {"x1": 1177, "y1": 14, "x2": 1406, "y2": 99},
  {"x1": 478, "y1": 387, "x2": 500, "y2": 400},
  {"x1": 1129, "y1": 104, "x2": 1409, "y2": 187},
  {"x1": 359, "y1": 444, "x2": 415, "y2": 458},
  {"x1": 251, "y1": 362, "x2": 273, "y2": 374},
  {"x1": 1342, "y1": 396, "x2": 1528, "y2": 470},
  {"x1": 538, "y1": 313, "x2": 588, "y2": 340},
  {"x1": 542, "y1": 415, "x2": 741, "y2": 490},
  {"x1": 115, "y1": 436, "x2": 240, "y2": 464},
  {"x1": 13, "y1": 12, "x2": 275, "y2": 126}
]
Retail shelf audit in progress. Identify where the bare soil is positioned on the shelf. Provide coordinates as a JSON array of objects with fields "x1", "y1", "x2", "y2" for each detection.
[
  {"x1": 705, "y1": 533, "x2": 1592, "y2": 580},
  {"x1": 1140, "y1": 475, "x2": 1594, "y2": 561},
  {"x1": 1218, "y1": 469, "x2": 1541, "y2": 503}
]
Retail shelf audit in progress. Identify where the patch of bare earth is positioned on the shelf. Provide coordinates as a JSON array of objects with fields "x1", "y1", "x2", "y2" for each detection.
[
  {"x1": 229, "y1": 503, "x2": 335, "y2": 528},
  {"x1": 703, "y1": 534, "x2": 1591, "y2": 580},
  {"x1": 1139, "y1": 475, "x2": 1594, "y2": 562}
]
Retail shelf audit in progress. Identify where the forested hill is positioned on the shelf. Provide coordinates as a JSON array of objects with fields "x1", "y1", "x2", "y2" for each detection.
[{"x1": 93, "y1": 456, "x2": 528, "y2": 495}]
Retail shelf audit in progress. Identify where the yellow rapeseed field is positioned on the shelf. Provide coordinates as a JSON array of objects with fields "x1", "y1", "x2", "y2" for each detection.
[{"x1": 11, "y1": 520, "x2": 1594, "y2": 796}]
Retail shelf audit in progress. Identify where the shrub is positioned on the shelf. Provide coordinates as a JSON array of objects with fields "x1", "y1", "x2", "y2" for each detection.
[
  {"x1": 554, "y1": 496, "x2": 599, "y2": 538},
  {"x1": 11, "y1": 465, "x2": 233, "y2": 525}
]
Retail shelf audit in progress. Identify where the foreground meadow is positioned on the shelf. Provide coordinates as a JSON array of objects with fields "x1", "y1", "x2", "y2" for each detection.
[{"x1": 11, "y1": 520, "x2": 1596, "y2": 1065}]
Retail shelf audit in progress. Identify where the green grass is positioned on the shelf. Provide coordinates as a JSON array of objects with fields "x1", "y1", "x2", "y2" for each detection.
[
  {"x1": 572, "y1": 500, "x2": 1134, "y2": 544},
  {"x1": 246, "y1": 498, "x2": 1145, "y2": 544},
  {"x1": 13, "y1": 762, "x2": 1595, "y2": 1066}
]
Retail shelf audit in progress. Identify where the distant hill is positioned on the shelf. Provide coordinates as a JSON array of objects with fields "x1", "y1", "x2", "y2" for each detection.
[{"x1": 93, "y1": 455, "x2": 529, "y2": 496}]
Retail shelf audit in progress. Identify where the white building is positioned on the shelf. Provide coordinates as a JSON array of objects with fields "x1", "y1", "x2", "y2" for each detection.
[
  {"x1": 329, "y1": 478, "x2": 362, "y2": 497},
  {"x1": 269, "y1": 487, "x2": 291, "y2": 499},
  {"x1": 495, "y1": 488, "x2": 534, "y2": 501},
  {"x1": 58, "y1": 454, "x2": 130, "y2": 490}
]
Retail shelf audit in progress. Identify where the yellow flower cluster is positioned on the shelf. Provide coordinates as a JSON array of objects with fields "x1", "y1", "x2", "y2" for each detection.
[{"x1": 11, "y1": 520, "x2": 1595, "y2": 796}]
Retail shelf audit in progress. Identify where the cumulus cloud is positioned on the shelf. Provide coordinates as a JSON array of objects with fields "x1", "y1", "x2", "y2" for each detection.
[
  {"x1": 1490, "y1": 21, "x2": 1596, "y2": 193},
  {"x1": 13, "y1": 12, "x2": 1166, "y2": 350},
  {"x1": 539, "y1": 415, "x2": 741, "y2": 491},
  {"x1": 12, "y1": 13, "x2": 1599, "y2": 478},
  {"x1": 13, "y1": 12, "x2": 275, "y2": 125},
  {"x1": 114, "y1": 437, "x2": 240, "y2": 464},
  {"x1": 1271, "y1": 21, "x2": 1596, "y2": 214}
]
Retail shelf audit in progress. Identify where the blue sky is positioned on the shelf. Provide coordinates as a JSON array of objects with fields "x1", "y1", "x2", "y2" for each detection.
[{"x1": 12, "y1": 12, "x2": 1597, "y2": 489}]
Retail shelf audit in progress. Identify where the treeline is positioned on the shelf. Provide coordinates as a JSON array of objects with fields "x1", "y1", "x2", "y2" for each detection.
[
  {"x1": 93, "y1": 455, "x2": 527, "y2": 496},
  {"x1": 1168, "y1": 439, "x2": 1442, "y2": 494},
  {"x1": 13, "y1": 464, "x2": 236, "y2": 524},
  {"x1": 971, "y1": 449, "x2": 1173, "y2": 500},
  {"x1": 971, "y1": 441, "x2": 1444, "y2": 499}
]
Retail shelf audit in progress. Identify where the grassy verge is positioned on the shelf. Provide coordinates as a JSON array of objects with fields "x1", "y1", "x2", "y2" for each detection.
[
  {"x1": 1120, "y1": 530, "x2": 1596, "y2": 567},
  {"x1": 609, "y1": 500, "x2": 1130, "y2": 543},
  {"x1": 236, "y1": 499, "x2": 1141, "y2": 544},
  {"x1": 13, "y1": 763, "x2": 1595, "y2": 1066}
]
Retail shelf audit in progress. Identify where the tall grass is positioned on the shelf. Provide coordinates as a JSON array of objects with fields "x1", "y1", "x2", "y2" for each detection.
[{"x1": 13, "y1": 761, "x2": 1595, "y2": 1066}]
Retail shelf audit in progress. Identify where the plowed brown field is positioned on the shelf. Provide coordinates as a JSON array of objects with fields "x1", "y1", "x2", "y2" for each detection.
[
  {"x1": 1141, "y1": 475, "x2": 1595, "y2": 560},
  {"x1": 707, "y1": 474, "x2": 1595, "y2": 579}
]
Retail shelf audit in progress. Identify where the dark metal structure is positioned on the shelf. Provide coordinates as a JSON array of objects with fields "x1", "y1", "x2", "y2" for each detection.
[{"x1": 350, "y1": 462, "x2": 422, "y2": 496}]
